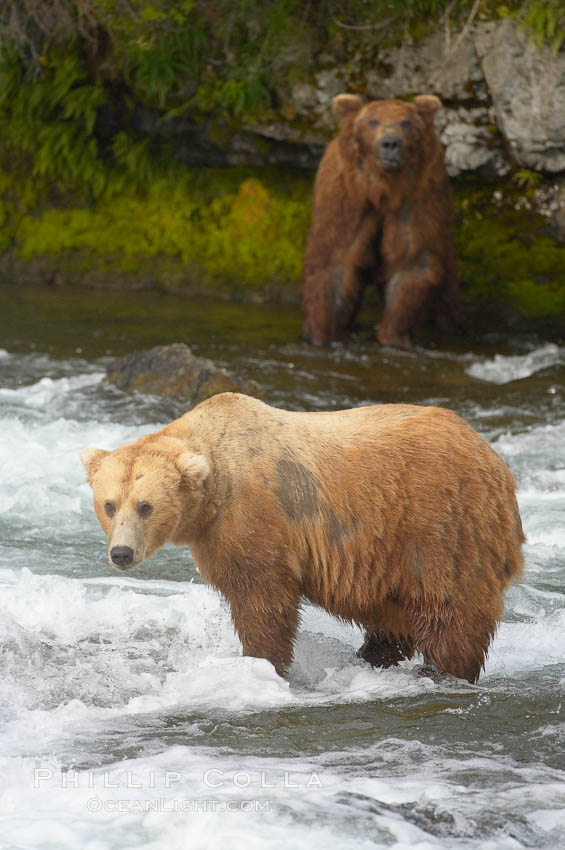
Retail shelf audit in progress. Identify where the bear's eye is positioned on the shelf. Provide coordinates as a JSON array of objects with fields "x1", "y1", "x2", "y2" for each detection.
[
  {"x1": 137, "y1": 500, "x2": 153, "y2": 517},
  {"x1": 368, "y1": 118, "x2": 380, "y2": 128},
  {"x1": 401, "y1": 119, "x2": 412, "y2": 131},
  {"x1": 104, "y1": 500, "x2": 116, "y2": 518}
]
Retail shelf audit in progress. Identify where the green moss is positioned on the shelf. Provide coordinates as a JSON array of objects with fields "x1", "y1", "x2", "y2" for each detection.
[
  {"x1": 3, "y1": 166, "x2": 311, "y2": 296},
  {"x1": 454, "y1": 181, "x2": 565, "y2": 320},
  {"x1": 505, "y1": 278, "x2": 565, "y2": 317}
]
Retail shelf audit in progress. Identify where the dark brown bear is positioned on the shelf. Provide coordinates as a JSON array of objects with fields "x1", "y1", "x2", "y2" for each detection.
[{"x1": 301, "y1": 94, "x2": 464, "y2": 349}]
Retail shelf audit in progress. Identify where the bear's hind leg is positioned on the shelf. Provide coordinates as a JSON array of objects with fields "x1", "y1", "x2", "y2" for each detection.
[
  {"x1": 420, "y1": 645, "x2": 485, "y2": 685},
  {"x1": 357, "y1": 631, "x2": 414, "y2": 668},
  {"x1": 407, "y1": 599, "x2": 498, "y2": 684}
]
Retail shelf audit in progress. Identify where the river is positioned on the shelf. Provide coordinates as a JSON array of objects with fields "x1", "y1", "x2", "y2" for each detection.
[{"x1": 0, "y1": 284, "x2": 564, "y2": 849}]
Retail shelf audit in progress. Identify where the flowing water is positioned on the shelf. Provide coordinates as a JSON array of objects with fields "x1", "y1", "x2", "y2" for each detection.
[{"x1": 0, "y1": 284, "x2": 564, "y2": 849}]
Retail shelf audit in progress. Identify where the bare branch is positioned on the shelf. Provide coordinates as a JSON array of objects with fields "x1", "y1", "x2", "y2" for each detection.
[
  {"x1": 444, "y1": 0, "x2": 482, "y2": 62},
  {"x1": 0, "y1": 0, "x2": 98, "y2": 68},
  {"x1": 332, "y1": 16, "x2": 397, "y2": 33}
]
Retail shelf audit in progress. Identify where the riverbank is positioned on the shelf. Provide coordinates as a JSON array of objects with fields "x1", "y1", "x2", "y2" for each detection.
[{"x1": 1, "y1": 165, "x2": 565, "y2": 328}]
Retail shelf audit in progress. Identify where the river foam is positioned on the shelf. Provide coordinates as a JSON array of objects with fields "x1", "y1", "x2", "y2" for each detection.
[{"x1": 464, "y1": 342, "x2": 565, "y2": 384}]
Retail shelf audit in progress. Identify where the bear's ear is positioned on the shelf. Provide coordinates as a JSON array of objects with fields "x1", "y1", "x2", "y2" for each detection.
[
  {"x1": 176, "y1": 452, "x2": 210, "y2": 487},
  {"x1": 413, "y1": 94, "x2": 442, "y2": 117},
  {"x1": 332, "y1": 94, "x2": 363, "y2": 123},
  {"x1": 81, "y1": 448, "x2": 109, "y2": 483}
]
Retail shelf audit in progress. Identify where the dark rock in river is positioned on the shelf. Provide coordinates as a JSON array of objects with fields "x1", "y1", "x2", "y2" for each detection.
[{"x1": 104, "y1": 343, "x2": 261, "y2": 406}]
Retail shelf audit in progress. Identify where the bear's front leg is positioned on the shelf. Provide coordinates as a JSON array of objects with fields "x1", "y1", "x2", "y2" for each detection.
[
  {"x1": 378, "y1": 260, "x2": 440, "y2": 350},
  {"x1": 300, "y1": 265, "x2": 338, "y2": 346},
  {"x1": 227, "y1": 574, "x2": 302, "y2": 678}
]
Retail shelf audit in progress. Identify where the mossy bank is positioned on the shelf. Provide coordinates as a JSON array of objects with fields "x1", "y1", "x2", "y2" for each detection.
[
  {"x1": 1, "y1": 164, "x2": 565, "y2": 326},
  {"x1": 0, "y1": 166, "x2": 310, "y2": 301}
]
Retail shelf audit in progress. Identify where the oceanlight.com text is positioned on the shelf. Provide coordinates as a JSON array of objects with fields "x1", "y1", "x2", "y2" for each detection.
[{"x1": 85, "y1": 798, "x2": 270, "y2": 814}]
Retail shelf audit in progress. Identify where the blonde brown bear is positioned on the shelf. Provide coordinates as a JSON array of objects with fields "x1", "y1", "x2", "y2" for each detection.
[{"x1": 81, "y1": 393, "x2": 524, "y2": 683}]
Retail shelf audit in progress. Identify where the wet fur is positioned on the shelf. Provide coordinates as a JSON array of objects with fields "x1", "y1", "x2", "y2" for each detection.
[{"x1": 83, "y1": 393, "x2": 524, "y2": 683}]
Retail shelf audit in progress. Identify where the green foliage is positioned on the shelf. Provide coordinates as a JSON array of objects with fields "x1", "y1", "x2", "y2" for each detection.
[
  {"x1": 193, "y1": 177, "x2": 310, "y2": 284},
  {"x1": 505, "y1": 276, "x2": 565, "y2": 317},
  {"x1": 192, "y1": 68, "x2": 271, "y2": 121},
  {"x1": 517, "y1": 0, "x2": 565, "y2": 53},
  {"x1": 2, "y1": 2, "x2": 564, "y2": 160},
  {"x1": 0, "y1": 201, "x2": 11, "y2": 253},
  {"x1": 214, "y1": 74, "x2": 271, "y2": 120},
  {"x1": 97, "y1": 1, "x2": 203, "y2": 105},
  {"x1": 0, "y1": 51, "x2": 103, "y2": 197},
  {"x1": 514, "y1": 168, "x2": 542, "y2": 191},
  {"x1": 0, "y1": 46, "x2": 156, "y2": 201}
]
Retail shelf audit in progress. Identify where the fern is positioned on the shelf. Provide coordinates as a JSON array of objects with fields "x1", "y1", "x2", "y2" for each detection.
[
  {"x1": 514, "y1": 168, "x2": 542, "y2": 190},
  {"x1": 97, "y1": 0, "x2": 203, "y2": 106},
  {"x1": 0, "y1": 47, "x2": 109, "y2": 199},
  {"x1": 519, "y1": 0, "x2": 565, "y2": 54},
  {"x1": 111, "y1": 132, "x2": 153, "y2": 192}
]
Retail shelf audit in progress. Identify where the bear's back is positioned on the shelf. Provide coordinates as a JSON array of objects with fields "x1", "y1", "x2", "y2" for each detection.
[{"x1": 177, "y1": 394, "x2": 511, "y2": 494}]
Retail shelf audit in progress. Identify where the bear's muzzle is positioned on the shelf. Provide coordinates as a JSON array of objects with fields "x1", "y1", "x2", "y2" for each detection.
[{"x1": 376, "y1": 133, "x2": 404, "y2": 171}]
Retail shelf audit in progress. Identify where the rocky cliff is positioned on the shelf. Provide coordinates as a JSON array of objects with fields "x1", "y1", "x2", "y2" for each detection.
[{"x1": 151, "y1": 19, "x2": 565, "y2": 184}]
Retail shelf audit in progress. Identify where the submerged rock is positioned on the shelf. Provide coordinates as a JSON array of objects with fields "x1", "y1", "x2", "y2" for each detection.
[{"x1": 104, "y1": 343, "x2": 261, "y2": 406}]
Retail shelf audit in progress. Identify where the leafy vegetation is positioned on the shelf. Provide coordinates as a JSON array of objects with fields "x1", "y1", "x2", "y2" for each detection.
[
  {"x1": 2, "y1": 3, "x2": 564, "y2": 121},
  {"x1": 515, "y1": 0, "x2": 565, "y2": 53},
  {"x1": 0, "y1": 2, "x2": 564, "y2": 316}
]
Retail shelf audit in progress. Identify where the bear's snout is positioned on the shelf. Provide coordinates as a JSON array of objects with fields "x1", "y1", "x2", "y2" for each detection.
[
  {"x1": 377, "y1": 133, "x2": 404, "y2": 170},
  {"x1": 110, "y1": 545, "x2": 134, "y2": 570}
]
